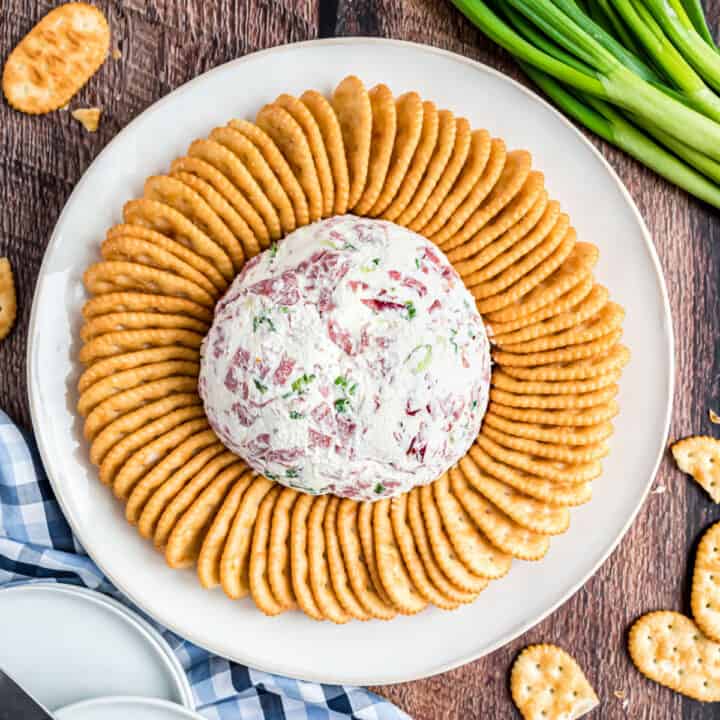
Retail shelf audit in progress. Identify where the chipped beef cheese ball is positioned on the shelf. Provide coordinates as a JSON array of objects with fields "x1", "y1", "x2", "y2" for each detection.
[{"x1": 199, "y1": 215, "x2": 491, "y2": 501}]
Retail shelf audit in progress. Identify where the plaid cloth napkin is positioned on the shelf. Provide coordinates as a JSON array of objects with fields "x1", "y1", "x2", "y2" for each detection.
[{"x1": 0, "y1": 409, "x2": 410, "y2": 720}]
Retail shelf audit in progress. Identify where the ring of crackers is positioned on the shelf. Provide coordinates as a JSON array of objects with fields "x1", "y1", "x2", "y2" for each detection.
[{"x1": 76, "y1": 75, "x2": 629, "y2": 622}]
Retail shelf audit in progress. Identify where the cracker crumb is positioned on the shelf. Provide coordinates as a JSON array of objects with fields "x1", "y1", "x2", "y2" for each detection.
[
  {"x1": 613, "y1": 689, "x2": 626, "y2": 699},
  {"x1": 112, "y1": 47, "x2": 122, "y2": 60},
  {"x1": 710, "y1": 409, "x2": 720, "y2": 424},
  {"x1": 71, "y1": 107, "x2": 102, "y2": 132}
]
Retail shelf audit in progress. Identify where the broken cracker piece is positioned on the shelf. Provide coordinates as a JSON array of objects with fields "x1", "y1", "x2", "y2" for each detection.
[
  {"x1": 0, "y1": 258, "x2": 17, "y2": 342},
  {"x1": 709, "y1": 409, "x2": 720, "y2": 425},
  {"x1": 72, "y1": 107, "x2": 102, "y2": 132},
  {"x1": 672, "y1": 436, "x2": 720, "y2": 502},
  {"x1": 511, "y1": 644, "x2": 599, "y2": 719}
]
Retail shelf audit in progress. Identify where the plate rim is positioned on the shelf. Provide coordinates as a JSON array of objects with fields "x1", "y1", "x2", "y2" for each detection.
[
  {"x1": 0, "y1": 581, "x2": 194, "y2": 707},
  {"x1": 26, "y1": 36, "x2": 674, "y2": 685},
  {"x1": 55, "y1": 696, "x2": 204, "y2": 719}
]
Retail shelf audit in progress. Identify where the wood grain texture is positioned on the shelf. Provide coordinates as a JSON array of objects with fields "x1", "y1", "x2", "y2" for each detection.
[{"x1": 1, "y1": 1, "x2": 719, "y2": 718}]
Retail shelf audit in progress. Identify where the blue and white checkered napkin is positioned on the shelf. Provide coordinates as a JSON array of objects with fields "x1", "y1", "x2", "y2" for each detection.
[{"x1": 0, "y1": 409, "x2": 410, "y2": 720}]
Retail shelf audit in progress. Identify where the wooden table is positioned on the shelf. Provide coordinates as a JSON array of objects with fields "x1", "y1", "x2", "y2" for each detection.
[{"x1": 2, "y1": 1, "x2": 719, "y2": 717}]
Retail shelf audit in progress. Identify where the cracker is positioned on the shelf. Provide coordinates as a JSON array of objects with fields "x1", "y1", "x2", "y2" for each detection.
[
  {"x1": 407, "y1": 117, "x2": 471, "y2": 232},
  {"x1": 358, "y1": 501, "x2": 395, "y2": 607},
  {"x1": 672, "y1": 436, "x2": 720, "y2": 502},
  {"x1": 83, "y1": 260, "x2": 215, "y2": 308},
  {"x1": 460, "y1": 453, "x2": 573, "y2": 533},
  {"x1": 268, "y1": 487, "x2": 299, "y2": 610},
  {"x1": 692, "y1": 521, "x2": 720, "y2": 642},
  {"x1": 443, "y1": 171, "x2": 545, "y2": 256},
  {"x1": 94, "y1": 404, "x2": 206, "y2": 483},
  {"x1": 477, "y1": 433, "x2": 602, "y2": 484},
  {"x1": 79, "y1": 327, "x2": 204, "y2": 365},
  {"x1": 337, "y1": 498, "x2": 396, "y2": 620},
  {"x1": 125, "y1": 438, "x2": 230, "y2": 527},
  {"x1": 331, "y1": 75, "x2": 372, "y2": 210},
  {"x1": 434, "y1": 473, "x2": 512, "y2": 578},
  {"x1": 153, "y1": 455, "x2": 244, "y2": 550},
  {"x1": 0, "y1": 259, "x2": 17, "y2": 341},
  {"x1": 308, "y1": 495, "x2": 350, "y2": 623},
  {"x1": 78, "y1": 359, "x2": 199, "y2": 417},
  {"x1": 418, "y1": 484, "x2": 490, "y2": 593},
  {"x1": 433, "y1": 146, "x2": 533, "y2": 247},
  {"x1": 194, "y1": 470, "x2": 254, "y2": 585},
  {"x1": 484, "y1": 242, "x2": 599, "y2": 323},
  {"x1": 83, "y1": 376, "x2": 198, "y2": 442},
  {"x1": 123, "y1": 198, "x2": 234, "y2": 281},
  {"x1": 382, "y1": 100, "x2": 438, "y2": 222},
  {"x1": 249, "y1": 486, "x2": 287, "y2": 616},
  {"x1": 450, "y1": 468, "x2": 549, "y2": 561},
  {"x1": 2, "y1": 3, "x2": 109, "y2": 114},
  {"x1": 112, "y1": 423, "x2": 214, "y2": 501},
  {"x1": 171, "y1": 171, "x2": 261, "y2": 259},
  {"x1": 220, "y1": 476, "x2": 274, "y2": 600},
  {"x1": 489, "y1": 384, "x2": 619, "y2": 411},
  {"x1": 81, "y1": 292, "x2": 213, "y2": 324},
  {"x1": 136, "y1": 446, "x2": 232, "y2": 539},
  {"x1": 373, "y1": 498, "x2": 427, "y2": 614},
  {"x1": 256, "y1": 104, "x2": 323, "y2": 221},
  {"x1": 628, "y1": 611, "x2": 720, "y2": 702},
  {"x1": 290, "y1": 494, "x2": 325, "y2": 620},
  {"x1": 185, "y1": 140, "x2": 280, "y2": 240},
  {"x1": 143, "y1": 175, "x2": 244, "y2": 271},
  {"x1": 487, "y1": 399, "x2": 620, "y2": 428},
  {"x1": 87, "y1": 393, "x2": 198, "y2": 466},
  {"x1": 71, "y1": 107, "x2": 101, "y2": 132},
  {"x1": 493, "y1": 329, "x2": 624, "y2": 368},
  {"x1": 275, "y1": 93, "x2": 334, "y2": 217},
  {"x1": 486, "y1": 275, "x2": 594, "y2": 337},
  {"x1": 418, "y1": 129, "x2": 494, "y2": 237},
  {"x1": 226, "y1": 120, "x2": 308, "y2": 228},
  {"x1": 80, "y1": 312, "x2": 207, "y2": 344},
  {"x1": 483, "y1": 411, "x2": 614, "y2": 446},
  {"x1": 452, "y1": 193, "x2": 555, "y2": 286},
  {"x1": 501, "y1": 344, "x2": 631, "y2": 381},
  {"x1": 105, "y1": 224, "x2": 228, "y2": 291},
  {"x1": 471, "y1": 215, "x2": 570, "y2": 298},
  {"x1": 492, "y1": 368, "x2": 621, "y2": 396},
  {"x1": 368, "y1": 91, "x2": 424, "y2": 217},
  {"x1": 491, "y1": 284, "x2": 610, "y2": 347},
  {"x1": 170, "y1": 157, "x2": 269, "y2": 247},
  {"x1": 390, "y1": 494, "x2": 464, "y2": 610},
  {"x1": 464, "y1": 446, "x2": 592, "y2": 508},
  {"x1": 300, "y1": 89, "x2": 349, "y2": 214},
  {"x1": 482, "y1": 425, "x2": 609, "y2": 463},
  {"x1": 78, "y1": 346, "x2": 199, "y2": 394},
  {"x1": 406, "y1": 489, "x2": 480, "y2": 604},
  {"x1": 325, "y1": 497, "x2": 370, "y2": 620},
  {"x1": 476, "y1": 228, "x2": 576, "y2": 314},
  {"x1": 511, "y1": 644, "x2": 599, "y2": 720},
  {"x1": 395, "y1": 109, "x2": 456, "y2": 226}
]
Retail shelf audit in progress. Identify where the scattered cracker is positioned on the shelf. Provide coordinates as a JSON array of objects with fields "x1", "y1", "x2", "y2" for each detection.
[
  {"x1": 72, "y1": 107, "x2": 101, "y2": 132},
  {"x1": 692, "y1": 521, "x2": 720, "y2": 643},
  {"x1": 710, "y1": 409, "x2": 720, "y2": 424},
  {"x1": 672, "y1": 436, "x2": 720, "y2": 502},
  {"x1": 628, "y1": 611, "x2": 720, "y2": 702},
  {"x1": 3, "y1": 3, "x2": 109, "y2": 114},
  {"x1": 112, "y1": 47, "x2": 122, "y2": 60},
  {"x1": 511, "y1": 644, "x2": 599, "y2": 720},
  {"x1": 0, "y1": 258, "x2": 17, "y2": 342}
]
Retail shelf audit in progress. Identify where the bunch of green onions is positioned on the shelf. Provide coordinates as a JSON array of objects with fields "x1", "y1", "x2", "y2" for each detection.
[{"x1": 452, "y1": 0, "x2": 720, "y2": 207}]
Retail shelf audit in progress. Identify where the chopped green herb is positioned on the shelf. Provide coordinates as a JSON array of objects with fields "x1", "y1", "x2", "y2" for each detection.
[
  {"x1": 280, "y1": 306, "x2": 289, "y2": 314},
  {"x1": 344, "y1": 242, "x2": 358, "y2": 250},
  {"x1": 269, "y1": 242, "x2": 278, "y2": 259},
  {"x1": 253, "y1": 315, "x2": 276, "y2": 333},
  {"x1": 374, "y1": 483, "x2": 385, "y2": 494},
  {"x1": 450, "y1": 329, "x2": 459, "y2": 353},
  {"x1": 334, "y1": 376, "x2": 348, "y2": 388},
  {"x1": 265, "y1": 471, "x2": 278, "y2": 480},
  {"x1": 286, "y1": 467, "x2": 300, "y2": 479},
  {"x1": 373, "y1": 257, "x2": 380, "y2": 266},
  {"x1": 349, "y1": 383, "x2": 357, "y2": 395},
  {"x1": 289, "y1": 410, "x2": 305, "y2": 420},
  {"x1": 405, "y1": 300, "x2": 417, "y2": 320},
  {"x1": 334, "y1": 398, "x2": 350, "y2": 413},
  {"x1": 415, "y1": 258, "x2": 421, "y2": 269},
  {"x1": 254, "y1": 379, "x2": 268, "y2": 394},
  {"x1": 471, "y1": 400, "x2": 478, "y2": 410},
  {"x1": 291, "y1": 373, "x2": 316, "y2": 394}
]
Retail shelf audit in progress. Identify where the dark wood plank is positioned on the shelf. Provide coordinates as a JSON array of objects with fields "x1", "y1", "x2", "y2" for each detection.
[{"x1": 1, "y1": 2, "x2": 719, "y2": 718}]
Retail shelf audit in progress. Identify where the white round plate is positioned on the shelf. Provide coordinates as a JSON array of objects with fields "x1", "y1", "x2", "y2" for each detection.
[
  {"x1": 0, "y1": 582, "x2": 193, "y2": 709},
  {"x1": 27, "y1": 38, "x2": 673, "y2": 685},
  {"x1": 56, "y1": 697, "x2": 204, "y2": 720}
]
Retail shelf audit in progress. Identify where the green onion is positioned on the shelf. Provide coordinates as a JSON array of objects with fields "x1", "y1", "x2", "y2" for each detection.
[{"x1": 679, "y1": 0, "x2": 717, "y2": 47}]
